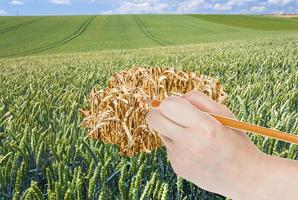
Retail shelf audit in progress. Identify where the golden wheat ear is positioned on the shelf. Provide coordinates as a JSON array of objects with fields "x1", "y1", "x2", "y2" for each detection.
[{"x1": 80, "y1": 67, "x2": 227, "y2": 157}]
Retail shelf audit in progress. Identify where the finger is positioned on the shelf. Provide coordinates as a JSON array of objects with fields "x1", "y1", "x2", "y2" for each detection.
[
  {"x1": 182, "y1": 91, "x2": 250, "y2": 139},
  {"x1": 159, "y1": 134, "x2": 174, "y2": 147},
  {"x1": 181, "y1": 90, "x2": 235, "y2": 118},
  {"x1": 159, "y1": 96, "x2": 217, "y2": 128},
  {"x1": 164, "y1": 145, "x2": 182, "y2": 176},
  {"x1": 146, "y1": 108, "x2": 185, "y2": 141}
]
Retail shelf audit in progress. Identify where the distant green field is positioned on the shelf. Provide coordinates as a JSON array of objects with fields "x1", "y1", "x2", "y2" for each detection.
[
  {"x1": 192, "y1": 15, "x2": 298, "y2": 31},
  {"x1": 0, "y1": 14, "x2": 298, "y2": 58}
]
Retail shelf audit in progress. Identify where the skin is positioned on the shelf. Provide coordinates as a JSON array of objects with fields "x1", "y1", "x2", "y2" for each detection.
[{"x1": 146, "y1": 90, "x2": 298, "y2": 199}]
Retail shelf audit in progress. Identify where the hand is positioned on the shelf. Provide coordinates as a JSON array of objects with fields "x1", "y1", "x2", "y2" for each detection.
[{"x1": 146, "y1": 90, "x2": 265, "y2": 199}]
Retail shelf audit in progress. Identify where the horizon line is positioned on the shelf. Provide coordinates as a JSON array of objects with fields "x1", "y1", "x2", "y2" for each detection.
[{"x1": 2, "y1": 13, "x2": 297, "y2": 17}]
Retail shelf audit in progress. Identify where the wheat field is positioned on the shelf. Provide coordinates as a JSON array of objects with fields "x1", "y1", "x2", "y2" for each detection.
[
  {"x1": 1, "y1": 14, "x2": 298, "y2": 58},
  {"x1": 0, "y1": 37, "x2": 297, "y2": 199}
]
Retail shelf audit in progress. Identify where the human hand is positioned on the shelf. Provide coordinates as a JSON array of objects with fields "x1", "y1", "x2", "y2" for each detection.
[{"x1": 146, "y1": 90, "x2": 266, "y2": 199}]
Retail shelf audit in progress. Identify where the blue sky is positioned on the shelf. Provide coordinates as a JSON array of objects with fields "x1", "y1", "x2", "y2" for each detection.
[{"x1": 0, "y1": 0, "x2": 297, "y2": 16}]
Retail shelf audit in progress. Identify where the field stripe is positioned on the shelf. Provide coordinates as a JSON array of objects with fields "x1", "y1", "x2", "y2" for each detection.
[
  {"x1": 3, "y1": 16, "x2": 96, "y2": 58},
  {"x1": 134, "y1": 16, "x2": 172, "y2": 46},
  {"x1": 188, "y1": 14, "x2": 298, "y2": 31},
  {"x1": 0, "y1": 17, "x2": 49, "y2": 34}
]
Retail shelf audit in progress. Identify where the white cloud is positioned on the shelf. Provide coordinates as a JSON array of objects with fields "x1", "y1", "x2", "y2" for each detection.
[
  {"x1": 0, "y1": 10, "x2": 7, "y2": 15},
  {"x1": 267, "y1": 0, "x2": 293, "y2": 6},
  {"x1": 49, "y1": 0, "x2": 71, "y2": 5},
  {"x1": 99, "y1": 0, "x2": 295, "y2": 14},
  {"x1": 250, "y1": 6, "x2": 267, "y2": 12},
  {"x1": 117, "y1": 1, "x2": 169, "y2": 14},
  {"x1": 183, "y1": 0, "x2": 206, "y2": 8},
  {"x1": 230, "y1": 0, "x2": 256, "y2": 2},
  {"x1": 238, "y1": 9, "x2": 249, "y2": 13},
  {"x1": 213, "y1": 2, "x2": 235, "y2": 10},
  {"x1": 101, "y1": 10, "x2": 113, "y2": 15},
  {"x1": 11, "y1": 0, "x2": 24, "y2": 5},
  {"x1": 228, "y1": 0, "x2": 257, "y2": 6},
  {"x1": 177, "y1": 0, "x2": 211, "y2": 13}
]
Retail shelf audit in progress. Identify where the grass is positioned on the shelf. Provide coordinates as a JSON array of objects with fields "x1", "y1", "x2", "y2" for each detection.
[
  {"x1": 0, "y1": 15, "x2": 92, "y2": 58},
  {"x1": 191, "y1": 14, "x2": 298, "y2": 31},
  {"x1": 1, "y1": 14, "x2": 298, "y2": 57},
  {"x1": 0, "y1": 36, "x2": 297, "y2": 199}
]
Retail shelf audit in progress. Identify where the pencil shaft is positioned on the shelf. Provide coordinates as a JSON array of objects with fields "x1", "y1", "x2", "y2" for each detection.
[{"x1": 209, "y1": 113, "x2": 298, "y2": 144}]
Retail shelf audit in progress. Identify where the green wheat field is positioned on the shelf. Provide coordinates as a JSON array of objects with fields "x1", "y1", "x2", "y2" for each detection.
[{"x1": 0, "y1": 14, "x2": 298, "y2": 199}]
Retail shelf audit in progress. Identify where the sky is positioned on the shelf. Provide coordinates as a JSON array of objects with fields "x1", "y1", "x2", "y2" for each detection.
[{"x1": 0, "y1": 0, "x2": 297, "y2": 16}]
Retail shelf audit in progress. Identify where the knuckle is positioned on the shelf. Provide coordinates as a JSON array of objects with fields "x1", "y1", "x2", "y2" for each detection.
[
  {"x1": 207, "y1": 123, "x2": 217, "y2": 135},
  {"x1": 187, "y1": 122, "x2": 220, "y2": 141},
  {"x1": 206, "y1": 124, "x2": 219, "y2": 138},
  {"x1": 204, "y1": 123, "x2": 224, "y2": 143}
]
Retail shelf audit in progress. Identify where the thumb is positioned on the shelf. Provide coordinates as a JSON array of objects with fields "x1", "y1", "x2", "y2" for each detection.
[{"x1": 181, "y1": 90, "x2": 236, "y2": 119}]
